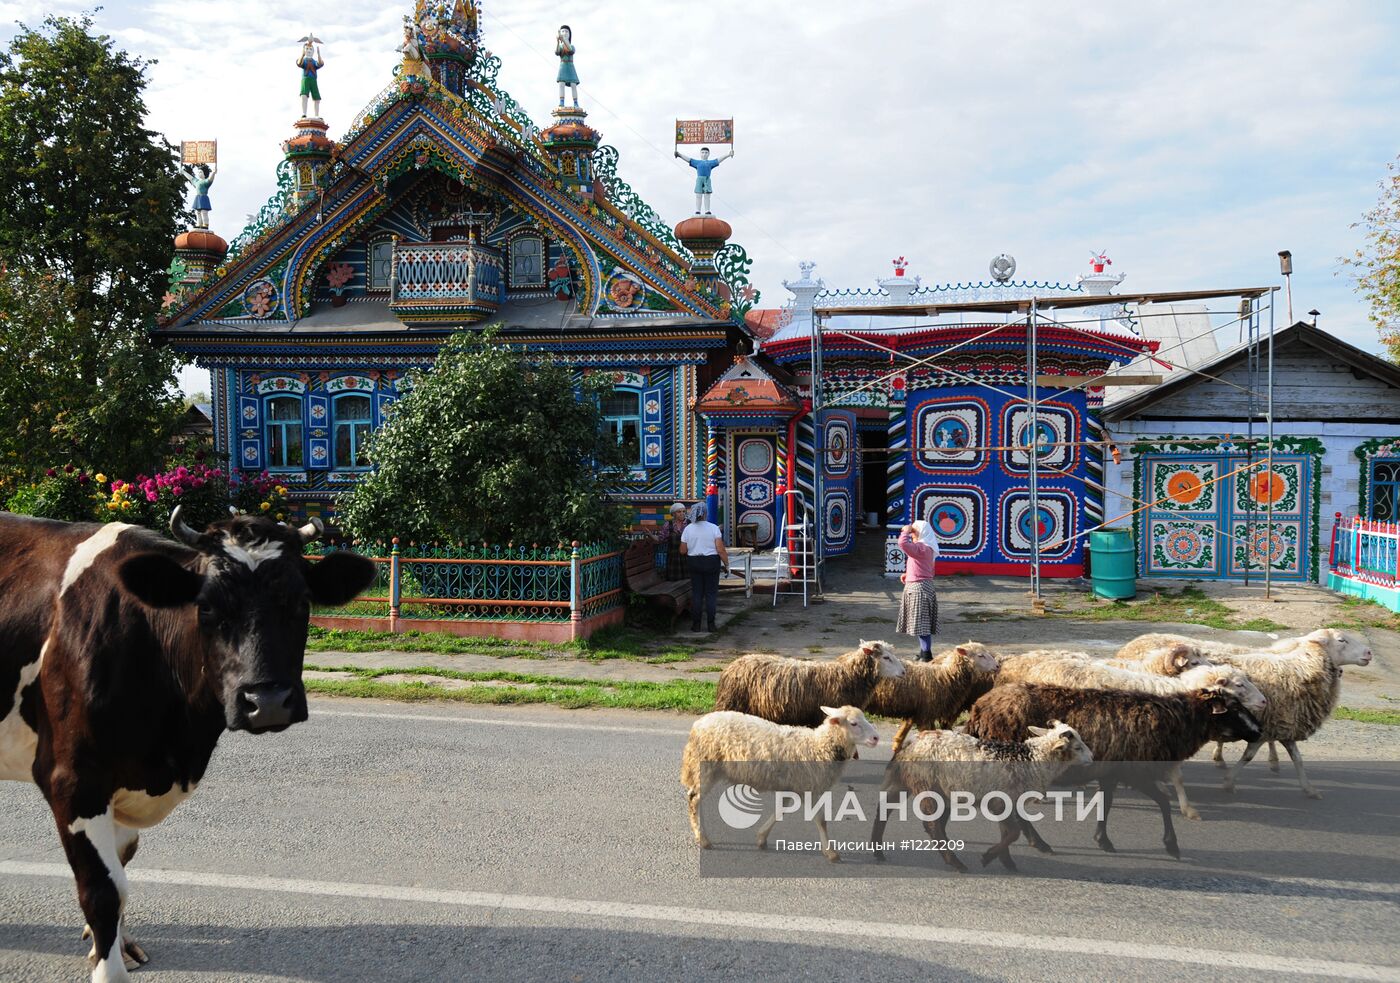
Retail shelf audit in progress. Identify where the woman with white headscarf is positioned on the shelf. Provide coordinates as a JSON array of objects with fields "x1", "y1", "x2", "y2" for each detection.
[
  {"x1": 896, "y1": 518, "x2": 940, "y2": 661},
  {"x1": 653, "y1": 502, "x2": 690, "y2": 580}
]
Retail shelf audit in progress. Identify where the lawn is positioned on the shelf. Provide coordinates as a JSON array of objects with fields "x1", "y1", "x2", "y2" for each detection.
[{"x1": 303, "y1": 664, "x2": 715, "y2": 713}]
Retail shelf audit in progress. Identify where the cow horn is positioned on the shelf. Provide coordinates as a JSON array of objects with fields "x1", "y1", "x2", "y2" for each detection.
[
  {"x1": 297, "y1": 517, "x2": 324, "y2": 544},
  {"x1": 169, "y1": 505, "x2": 203, "y2": 547}
]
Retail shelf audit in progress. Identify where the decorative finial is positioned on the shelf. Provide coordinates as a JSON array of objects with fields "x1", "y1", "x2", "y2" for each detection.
[
  {"x1": 556, "y1": 25, "x2": 579, "y2": 109},
  {"x1": 673, "y1": 119, "x2": 735, "y2": 216},
  {"x1": 296, "y1": 33, "x2": 325, "y2": 119},
  {"x1": 892, "y1": 256, "x2": 908, "y2": 278},
  {"x1": 1090, "y1": 250, "x2": 1112, "y2": 273},
  {"x1": 989, "y1": 253, "x2": 1016, "y2": 283}
]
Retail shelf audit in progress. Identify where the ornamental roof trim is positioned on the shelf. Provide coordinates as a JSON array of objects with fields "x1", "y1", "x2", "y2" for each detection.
[{"x1": 694, "y1": 353, "x2": 803, "y2": 416}]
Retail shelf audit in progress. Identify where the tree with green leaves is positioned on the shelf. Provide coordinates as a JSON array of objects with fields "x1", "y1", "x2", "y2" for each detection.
[
  {"x1": 337, "y1": 333, "x2": 630, "y2": 546},
  {"x1": 1344, "y1": 157, "x2": 1400, "y2": 363},
  {"x1": 0, "y1": 15, "x2": 187, "y2": 478}
]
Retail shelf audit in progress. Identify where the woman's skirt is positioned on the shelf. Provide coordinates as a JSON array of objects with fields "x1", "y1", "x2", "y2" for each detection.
[{"x1": 896, "y1": 579, "x2": 939, "y2": 637}]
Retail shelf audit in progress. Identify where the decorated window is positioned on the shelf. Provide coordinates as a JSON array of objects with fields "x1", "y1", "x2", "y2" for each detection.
[
  {"x1": 602, "y1": 389, "x2": 642, "y2": 465},
  {"x1": 367, "y1": 238, "x2": 394, "y2": 291},
  {"x1": 1371, "y1": 459, "x2": 1400, "y2": 522},
  {"x1": 333, "y1": 394, "x2": 372, "y2": 470},
  {"x1": 264, "y1": 396, "x2": 304, "y2": 470},
  {"x1": 509, "y1": 234, "x2": 545, "y2": 287}
]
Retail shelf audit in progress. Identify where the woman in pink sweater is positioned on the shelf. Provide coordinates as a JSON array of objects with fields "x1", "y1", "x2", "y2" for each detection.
[{"x1": 896, "y1": 519, "x2": 940, "y2": 661}]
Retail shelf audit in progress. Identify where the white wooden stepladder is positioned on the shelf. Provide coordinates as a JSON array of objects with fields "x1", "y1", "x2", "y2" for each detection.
[{"x1": 773, "y1": 487, "x2": 821, "y2": 607}]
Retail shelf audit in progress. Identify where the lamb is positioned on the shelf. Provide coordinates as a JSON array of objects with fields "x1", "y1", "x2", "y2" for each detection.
[
  {"x1": 679, "y1": 704, "x2": 879, "y2": 862},
  {"x1": 989, "y1": 654, "x2": 1267, "y2": 821},
  {"x1": 965, "y1": 683, "x2": 1261, "y2": 857},
  {"x1": 1113, "y1": 628, "x2": 1373, "y2": 781},
  {"x1": 869, "y1": 721, "x2": 1093, "y2": 873},
  {"x1": 863, "y1": 642, "x2": 1001, "y2": 754},
  {"x1": 1203, "y1": 638, "x2": 1372, "y2": 798},
  {"x1": 713, "y1": 639, "x2": 905, "y2": 727}
]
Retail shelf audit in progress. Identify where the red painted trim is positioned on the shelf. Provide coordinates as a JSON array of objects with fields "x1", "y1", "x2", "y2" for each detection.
[{"x1": 935, "y1": 560, "x2": 1085, "y2": 578}]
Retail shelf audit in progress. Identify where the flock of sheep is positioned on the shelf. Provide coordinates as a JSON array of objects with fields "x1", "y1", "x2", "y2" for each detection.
[{"x1": 681, "y1": 628, "x2": 1373, "y2": 871}]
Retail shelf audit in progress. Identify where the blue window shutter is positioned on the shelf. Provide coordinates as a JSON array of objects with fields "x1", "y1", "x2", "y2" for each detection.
[
  {"x1": 642, "y1": 386, "x2": 664, "y2": 468},
  {"x1": 377, "y1": 393, "x2": 396, "y2": 422},
  {"x1": 306, "y1": 393, "x2": 330, "y2": 470},
  {"x1": 238, "y1": 396, "x2": 263, "y2": 471}
]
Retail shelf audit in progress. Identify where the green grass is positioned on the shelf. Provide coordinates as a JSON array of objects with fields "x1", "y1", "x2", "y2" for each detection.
[
  {"x1": 1333, "y1": 706, "x2": 1400, "y2": 727},
  {"x1": 1064, "y1": 586, "x2": 1289, "y2": 632},
  {"x1": 1322, "y1": 596, "x2": 1400, "y2": 633},
  {"x1": 306, "y1": 626, "x2": 551, "y2": 658},
  {"x1": 304, "y1": 664, "x2": 716, "y2": 713},
  {"x1": 306, "y1": 624, "x2": 695, "y2": 665}
]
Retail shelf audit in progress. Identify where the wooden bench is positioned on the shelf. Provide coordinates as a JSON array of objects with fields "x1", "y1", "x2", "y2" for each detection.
[{"x1": 623, "y1": 541, "x2": 690, "y2": 620}]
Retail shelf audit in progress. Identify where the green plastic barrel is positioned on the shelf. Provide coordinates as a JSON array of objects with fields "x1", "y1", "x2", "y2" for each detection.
[{"x1": 1089, "y1": 528, "x2": 1137, "y2": 600}]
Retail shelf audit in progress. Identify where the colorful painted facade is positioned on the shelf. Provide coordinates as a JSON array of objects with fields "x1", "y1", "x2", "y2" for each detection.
[
  {"x1": 1105, "y1": 321, "x2": 1400, "y2": 584},
  {"x1": 722, "y1": 260, "x2": 1157, "y2": 578},
  {"x1": 154, "y1": 2, "x2": 758, "y2": 527}
]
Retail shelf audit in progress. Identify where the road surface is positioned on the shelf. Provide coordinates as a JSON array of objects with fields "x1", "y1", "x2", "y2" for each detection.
[{"x1": 2, "y1": 698, "x2": 1398, "y2": 982}]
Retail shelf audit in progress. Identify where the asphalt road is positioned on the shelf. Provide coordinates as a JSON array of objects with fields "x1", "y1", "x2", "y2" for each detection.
[{"x1": 2, "y1": 698, "x2": 1399, "y2": 982}]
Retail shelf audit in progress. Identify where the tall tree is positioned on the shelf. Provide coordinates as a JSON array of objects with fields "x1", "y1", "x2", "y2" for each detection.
[
  {"x1": 337, "y1": 334, "x2": 630, "y2": 546},
  {"x1": 0, "y1": 15, "x2": 186, "y2": 477},
  {"x1": 1344, "y1": 157, "x2": 1400, "y2": 363}
]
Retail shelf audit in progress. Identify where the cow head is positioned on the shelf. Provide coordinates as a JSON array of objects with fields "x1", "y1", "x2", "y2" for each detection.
[{"x1": 116, "y1": 507, "x2": 378, "y2": 733}]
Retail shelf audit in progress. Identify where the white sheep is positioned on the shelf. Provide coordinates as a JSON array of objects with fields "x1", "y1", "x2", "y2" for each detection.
[
  {"x1": 1203, "y1": 637, "x2": 1373, "y2": 798},
  {"x1": 870, "y1": 721, "x2": 1093, "y2": 872},
  {"x1": 993, "y1": 653, "x2": 1267, "y2": 821},
  {"x1": 1114, "y1": 628, "x2": 1373, "y2": 777},
  {"x1": 679, "y1": 704, "x2": 879, "y2": 862}
]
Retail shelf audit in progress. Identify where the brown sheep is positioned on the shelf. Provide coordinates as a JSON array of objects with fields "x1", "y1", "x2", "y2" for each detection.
[
  {"x1": 863, "y1": 643, "x2": 1001, "y2": 754},
  {"x1": 713, "y1": 639, "x2": 905, "y2": 727},
  {"x1": 965, "y1": 683, "x2": 1261, "y2": 858}
]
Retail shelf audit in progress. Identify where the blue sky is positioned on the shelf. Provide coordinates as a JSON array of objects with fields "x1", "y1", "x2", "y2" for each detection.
[{"x1": 6, "y1": 1, "x2": 1398, "y2": 391}]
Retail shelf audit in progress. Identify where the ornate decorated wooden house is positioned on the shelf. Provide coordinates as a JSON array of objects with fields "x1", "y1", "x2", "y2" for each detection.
[
  {"x1": 154, "y1": 1, "x2": 759, "y2": 527},
  {"x1": 715, "y1": 258, "x2": 1162, "y2": 578}
]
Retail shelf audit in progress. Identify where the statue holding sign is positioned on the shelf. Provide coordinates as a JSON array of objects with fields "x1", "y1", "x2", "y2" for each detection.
[
  {"x1": 180, "y1": 141, "x2": 218, "y2": 229},
  {"x1": 296, "y1": 34, "x2": 325, "y2": 118},
  {"x1": 555, "y1": 25, "x2": 579, "y2": 108},
  {"x1": 674, "y1": 147, "x2": 733, "y2": 216},
  {"x1": 674, "y1": 118, "x2": 735, "y2": 216},
  {"x1": 187, "y1": 164, "x2": 216, "y2": 229}
]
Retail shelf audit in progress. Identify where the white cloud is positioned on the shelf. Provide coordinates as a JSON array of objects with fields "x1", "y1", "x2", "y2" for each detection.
[{"x1": 23, "y1": 0, "x2": 1397, "y2": 374}]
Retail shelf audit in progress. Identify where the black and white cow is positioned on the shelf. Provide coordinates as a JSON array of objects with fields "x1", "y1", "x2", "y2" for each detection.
[{"x1": 0, "y1": 506, "x2": 376, "y2": 982}]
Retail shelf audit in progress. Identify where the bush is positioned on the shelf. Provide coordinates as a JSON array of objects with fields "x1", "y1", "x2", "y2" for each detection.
[
  {"x1": 8, "y1": 465, "x2": 100, "y2": 522},
  {"x1": 337, "y1": 331, "x2": 629, "y2": 546},
  {"x1": 231, "y1": 470, "x2": 291, "y2": 521}
]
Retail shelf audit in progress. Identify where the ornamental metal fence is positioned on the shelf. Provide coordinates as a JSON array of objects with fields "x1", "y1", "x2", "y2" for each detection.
[
  {"x1": 310, "y1": 539, "x2": 626, "y2": 641},
  {"x1": 1328, "y1": 514, "x2": 1400, "y2": 612}
]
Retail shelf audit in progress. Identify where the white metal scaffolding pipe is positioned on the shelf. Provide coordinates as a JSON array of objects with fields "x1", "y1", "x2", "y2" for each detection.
[{"x1": 1028, "y1": 298, "x2": 1041, "y2": 598}]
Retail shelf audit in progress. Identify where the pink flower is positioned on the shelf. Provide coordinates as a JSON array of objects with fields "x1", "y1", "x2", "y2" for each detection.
[
  {"x1": 45, "y1": 468, "x2": 55, "y2": 477},
  {"x1": 192, "y1": 477, "x2": 205, "y2": 489},
  {"x1": 63, "y1": 464, "x2": 73, "y2": 474},
  {"x1": 145, "y1": 492, "x2": 157, "y2": 502}
]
